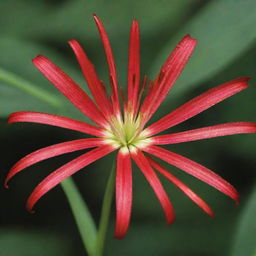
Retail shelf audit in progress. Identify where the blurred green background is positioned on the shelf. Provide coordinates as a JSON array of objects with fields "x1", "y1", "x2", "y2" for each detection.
[{"x1": 0, "y1": 0, "x2": 256, "y2": 255}]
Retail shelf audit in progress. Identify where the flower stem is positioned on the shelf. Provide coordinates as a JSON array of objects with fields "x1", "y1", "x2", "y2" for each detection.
[
  {"x1": 0, "y1": 67, "x2": 62, "y2": 108},
  {"x1": 61, "y1": 177, "x2": 97, "y2": 256},
  {"x1": 95, "y1": 163, "x2": 116, "y2": 256}
]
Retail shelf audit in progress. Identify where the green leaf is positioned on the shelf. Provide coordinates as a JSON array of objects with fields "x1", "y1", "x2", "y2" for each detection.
[
  {"x1": 0, "y1": 1, "x2": 50, "y2": 37},
  {"x1": 205, "y1": 44, "x2": 256, "y2": 160},
  {"x1": 106, "y1": 212, "x2": 237, "y2": 256},
  {"x1": 61, "y1": 177, "x2": 97, "y2": 256},
  {"x1": 0, "y1": 81, "x2": 54, "y2": 116},
  {"x1": 0, "y1": 37, "x2": 81, "y2": 84},
  {"x1": 0, "y1": 0, "x2": 193, "y2": 40},
  {"x1": 95, "y1": 163, "x2": 116, "y2": 256},
  {"x1": 231, "y1": 187, "x2": 256, "y2": 256},
  {"x1": 0, "y1": 37, "x2": 87, "y2": 119},
  {"x1": 0, "y1": 229, "x2": 71, "y2": 256},
  {"x1": 151, "y1": 0, "x2": 256, "y2": 97},
  {"x1": 0, "y1": 67, "x2": 61, "y2": 108}
]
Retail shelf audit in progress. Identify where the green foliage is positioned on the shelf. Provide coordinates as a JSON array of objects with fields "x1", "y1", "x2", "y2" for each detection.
[
  {"x1": 151, "y1": 0, "x2": 256, "y2": 97},
  {"x1": 231, "y1": 187, "x2": 256, "y2": 256},
  {"x1": 0, "y1": 0, "x2": 255, "y2": 255},
  {"x1": 0, "y1": 229, "x2": 71, "y2": 256},
  {"x1": 0, "y1": 37, "x2": 89, "y2": 119},
  {"x1": 0, "y1": 0, "x2": 193, "y2": 39},
  {"x1": 62, "y1": 178, "x2": 97, "y2": 256}
]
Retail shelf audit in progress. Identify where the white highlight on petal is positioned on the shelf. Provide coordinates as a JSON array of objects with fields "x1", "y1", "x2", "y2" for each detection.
[
  {"x1": 103, "y1": 138, "x2": 120, "y2": 149},
  {"x1": 139, "y1": 129, "x2": 151, "y2": 138},
  {"x1": 120, "y1": 146, "x2": 130, "y2": 154},
  {"x1": 128, "y1": 145, "x2": 138, "y2": 153},
  {"x1": 134, "y1": 138, "x2": 153, "y2": 149}
]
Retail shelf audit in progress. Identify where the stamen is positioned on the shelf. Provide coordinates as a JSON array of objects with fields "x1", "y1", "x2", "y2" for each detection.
[{"x1": 103, "y1": 112, "x2": 149, "y2": 149}]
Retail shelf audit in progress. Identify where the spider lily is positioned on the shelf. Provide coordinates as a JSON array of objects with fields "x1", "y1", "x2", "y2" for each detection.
[{"x1": 6, "y1": 15, "x2": 256, "y2": 238}]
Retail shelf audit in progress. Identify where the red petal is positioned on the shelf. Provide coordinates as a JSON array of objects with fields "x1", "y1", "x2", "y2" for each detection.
[
  {"x1": 5, "y1": 138, "x2": 104, "y2": 187},
  {"x1": 137, "y1": 75, "x2": 147, "y2": 109},
  {"x1": 93, "y1": 14, "x2": 121, "y2": 116},
  {"x1": 152, "y1": 122, "x2": 256, "y2": 145},
  {"x1": 127, "y1": 20, "x2": 140, "y2": 114},
  {"x1": 147, "y1": 77, "x2": 251, "y2": 136},
  {"x1": 131, "y1": 149, "x2": 175, "y2": 224},
  {"x1": 8, "y1": 111, "x2": 104, "y2": 137},
  {"x1": 68, "y1": 40, "x2": 112, "y2": 117},
  {"x1": 143, "y1": 146, "x2": 239, "y2": 203},
  {"x1": 140, "y1": 35, "x2": 196, "y2": 124},
  {"x1": 115, "y1": 149, "x2": 133, "y2": 239},
  {"x1": 26, "y1": 145, "x2": 116, "y2": 211},
  {"x1": 32, "y1": 55, "x2": 106, "y2": 126},
  {"x1": 148, "y1": 157, "x2": 214, "y2": 217}
]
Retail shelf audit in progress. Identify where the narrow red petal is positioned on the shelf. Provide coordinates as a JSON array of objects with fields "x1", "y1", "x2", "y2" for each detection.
[
  {"x1": 152, "y1": 122, "x2": 256, "y2": 145},
  {"x1": 137, "y1": 75, "x2": 147, "y2": 109},
  {"x1": 140, "y1": 35, "x2": 197, "y2": 124},
  {"x1": 147, "y1": 77, "x2": 251, "y2": 136},
  {"x1": 127, "y1": 20, "x2": 140, "y2": 114},
  {"x1": 148, "y1": 157, "x2": 214, "y2": 217},
  {"x1": 115, "y1": 149, "x2": 133, "y2": 239},
  {"x1": 26, "y1": 145, "x2": 116, "y2": 211},
  {"x1": 131, "y1": 149, "x2": 175, "y2": 224},
  {"x1": 32, "y1": 55, "x2": 106, "y2": 126},
  {"x1": 93, "y1": 14, "x2": 121, "y2": 116},
  {"x1": 8, "y1": 111, "x2": 104, "y2": 137},
  {"x1": 5, "y1": 138, "x2": 105, "y2": 187},
  {"x1": 143, "y1": 146, "x2": 239, "y2": 203},
  {"x1": 68, "y1": 40, "x2": 112, "y2": 117}
]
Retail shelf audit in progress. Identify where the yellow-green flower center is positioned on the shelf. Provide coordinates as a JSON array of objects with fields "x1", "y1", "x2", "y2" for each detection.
[{"x1": 104, "y1": 113, "x2": 151, "y2": 150}]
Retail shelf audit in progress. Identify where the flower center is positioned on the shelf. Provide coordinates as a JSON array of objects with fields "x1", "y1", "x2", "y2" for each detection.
[{"x1": 103, "y1": 113, "x2": 150, "y2": 150}]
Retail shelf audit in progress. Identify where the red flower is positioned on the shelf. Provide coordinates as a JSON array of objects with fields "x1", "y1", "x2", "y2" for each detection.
[{"x1": 6, "y1": 15, "x2": 256, "y2": 238}]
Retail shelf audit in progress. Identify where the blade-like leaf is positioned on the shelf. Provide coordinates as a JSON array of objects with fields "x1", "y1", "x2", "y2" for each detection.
[
  {"x1": 0, "y1": 229, "x2": 71, "y2": 256},
  {"x1": 0, "y1": 0, "x2": 194, "y2": 39},
  {"x1": 0, "y1": 37, "x2": 88, "y2": 119},
  {"x1": 231, "y1": 187, "x2": 256, "y2": 256},
  {"x1": 0, "y1": 67, "x2": 61, "y2": 108},
  {"x1": 151, "y1": 0, "x2": 256, "y2": 97},
  {"x1": 95, "y1": 163, "x2": 116, "y2": 256},
  {"x1": 61, "y1": 177, "x2": 97, "y2": 256}
]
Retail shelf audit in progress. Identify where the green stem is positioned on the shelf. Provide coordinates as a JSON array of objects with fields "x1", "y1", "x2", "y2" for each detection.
[
  {"x1": 95, "y1": 163, "x2": 116, "y2": 256},
  {"x1": 0, "y1": 67, "x2": 62, "y2": 108},
  {"x1": 61, "y1": 177, "x2": 97, "y2": 256}
]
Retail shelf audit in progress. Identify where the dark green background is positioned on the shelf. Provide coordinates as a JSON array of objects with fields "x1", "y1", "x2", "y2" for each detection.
[{"x1": 0, "y1": 0, "x2": 255, "y2": 255}]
